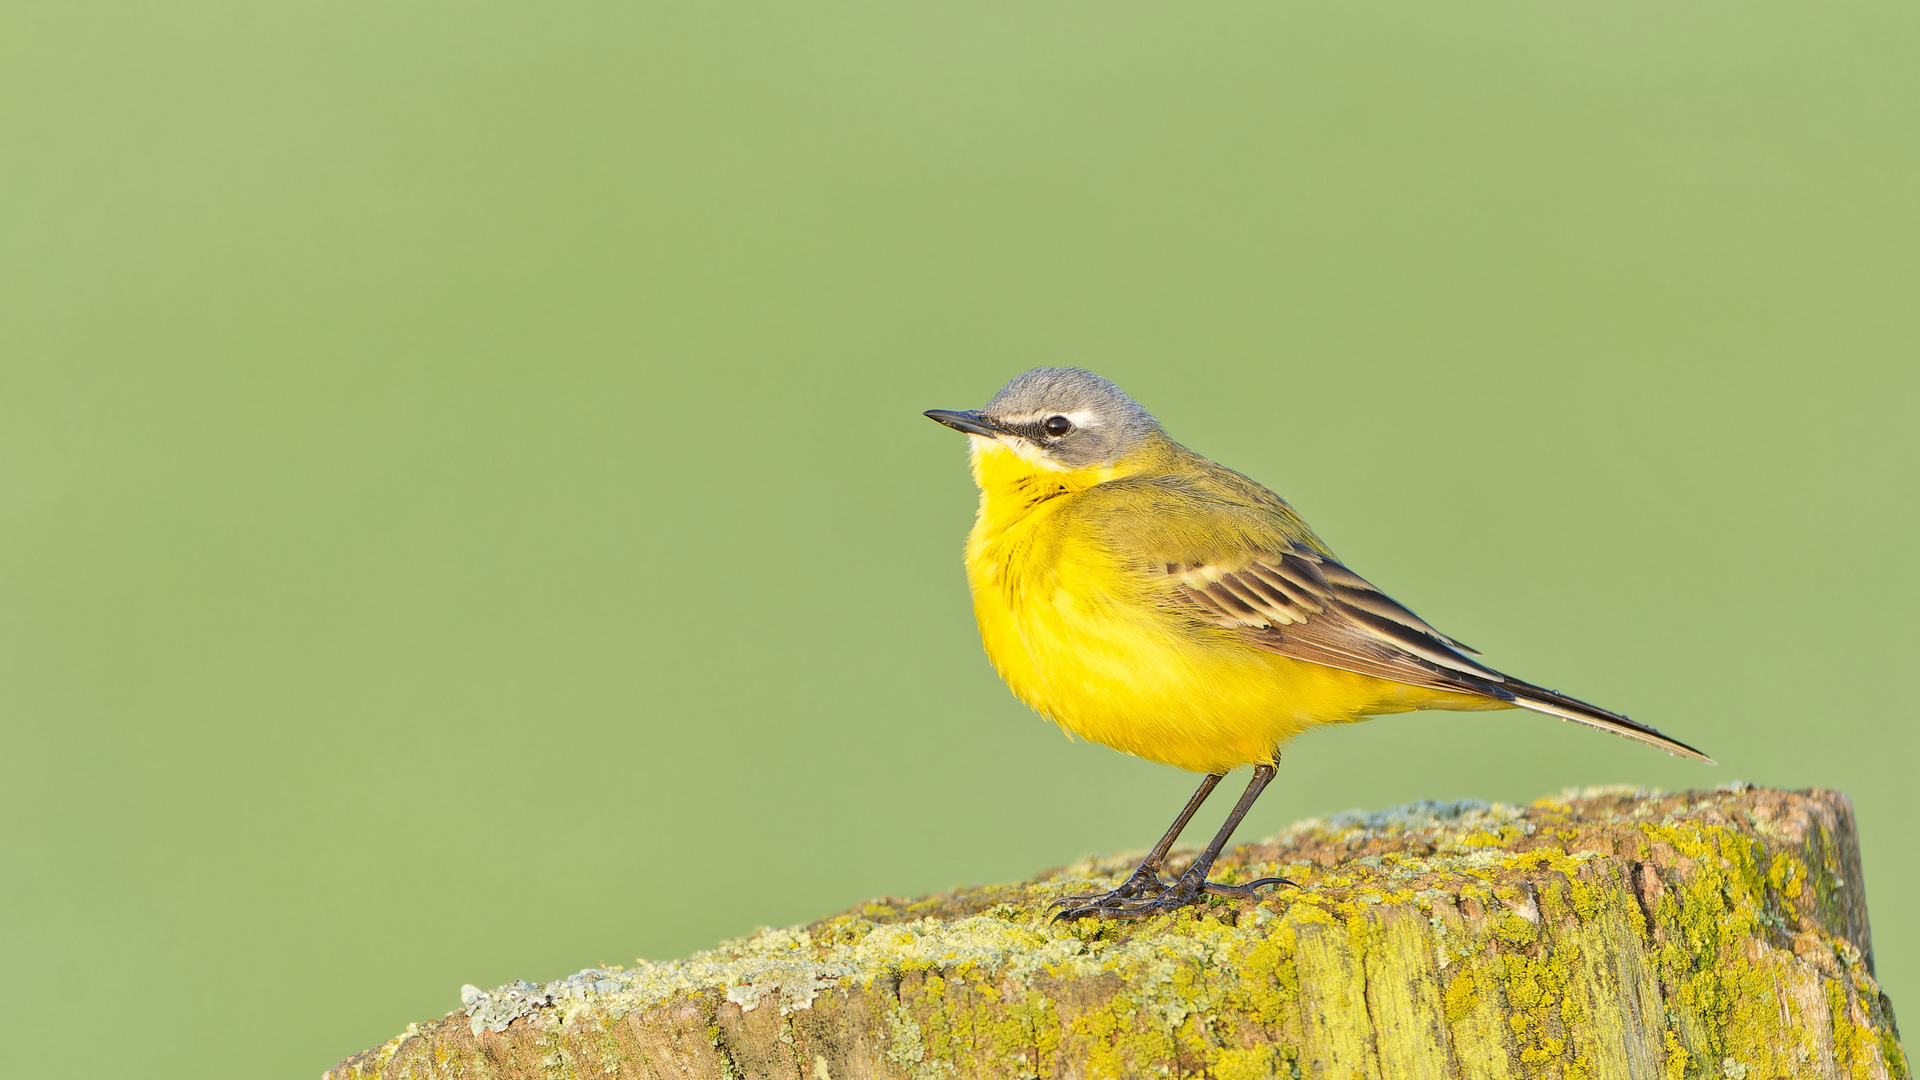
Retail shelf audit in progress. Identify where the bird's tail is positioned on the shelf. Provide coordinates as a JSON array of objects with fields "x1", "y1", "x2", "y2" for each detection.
[{"x1": 1504, "y1": 680, "x2": 1716, "y2": 764}]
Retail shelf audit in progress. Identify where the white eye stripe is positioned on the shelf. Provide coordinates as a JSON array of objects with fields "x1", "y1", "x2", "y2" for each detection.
[{"x1": 997, "y1": 409, "x2": 1102, "y2": 430}]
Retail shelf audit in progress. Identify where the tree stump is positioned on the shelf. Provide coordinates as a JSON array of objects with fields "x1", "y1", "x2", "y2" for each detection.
[{"x1": 327, "y1": 785, "x2": 1905, "y2": 1079}]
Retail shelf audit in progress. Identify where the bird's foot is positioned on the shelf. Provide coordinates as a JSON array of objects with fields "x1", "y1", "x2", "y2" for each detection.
[
  {"x1": 1047, "y1": 863, "x2": 1172, "y2": 913},
  {"x1": 1051, "y1": 872, "x2": 1293, "y2": 922}
]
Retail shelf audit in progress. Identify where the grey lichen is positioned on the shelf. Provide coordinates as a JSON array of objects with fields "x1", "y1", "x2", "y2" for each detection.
[
  {"x1": 882, "y1": 1003, "x2": 930, "y2": 1077},
  {"x1": 463, "y1": 979, "x2": 557, "y2": 1036}
]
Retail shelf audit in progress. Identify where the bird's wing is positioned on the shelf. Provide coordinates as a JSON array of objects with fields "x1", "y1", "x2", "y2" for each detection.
[
  {"x1": 1066, "y1": 472, "x2": 1712, "y2": 762},
  {"x1": 1164, "y1": 540, "x2": 1504, "y2": 691},
  {"x1": 1056, "y1": 470, "x2": 1711, "y2": 761},
  {"x1": 1160, "y1": 542, "x2": 1712, "y2": 762},
  {"x1": 1061, "y1": 473, "x2": 1500, "y2": 692}
]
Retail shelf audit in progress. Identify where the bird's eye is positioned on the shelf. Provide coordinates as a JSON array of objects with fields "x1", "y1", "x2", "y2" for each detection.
[{"x1": 1044, "y1": 415, "x2": 1072, "y2": 437}]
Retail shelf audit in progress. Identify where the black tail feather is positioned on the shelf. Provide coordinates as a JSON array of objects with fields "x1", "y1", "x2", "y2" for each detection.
[{"x1": 1504, "y1": 679, "x2": 1715, "y2": 764}]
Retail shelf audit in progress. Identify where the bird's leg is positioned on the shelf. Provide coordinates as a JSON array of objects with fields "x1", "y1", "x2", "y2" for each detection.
[
  {"x1": 1186, "y1": 762, "x2": 1295, "y2": 900},
  {"x1": 1048, "y1": 773, "x2": 1222, "y2": 911},
  {"x1": 1055, "y1": 759, "x2": 1294, "y2": 921}
]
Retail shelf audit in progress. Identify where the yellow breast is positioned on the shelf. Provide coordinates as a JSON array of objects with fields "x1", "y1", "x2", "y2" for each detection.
[{"x1": 961, "y1": 440, "x2": 1471, "y2": 774}]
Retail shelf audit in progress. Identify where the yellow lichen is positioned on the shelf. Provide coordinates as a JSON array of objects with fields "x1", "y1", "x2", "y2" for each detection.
[
  {"x1": 1768, "y1": 852, "x2": 1806, "y2": 902},
  {"x1": 1442, "y1": 972, "x2": 1478, "y2": 1023},
  {"x1": 1665, "y1": 1028, "x2": 1692, "y2": 1080},
  {"x1": 1211, "y1": 1043, "x2": 1280, "y2": 1080}
]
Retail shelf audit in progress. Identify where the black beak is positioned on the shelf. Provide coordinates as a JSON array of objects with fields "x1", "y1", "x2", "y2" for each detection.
[{"x1": 924, "y1": 409, "x2": 1007, "y2": 437}]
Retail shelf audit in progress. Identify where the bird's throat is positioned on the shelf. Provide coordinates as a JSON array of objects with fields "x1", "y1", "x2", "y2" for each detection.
[{"x1": 967, "y1": 439, "x2": 1115, "y2": 532}]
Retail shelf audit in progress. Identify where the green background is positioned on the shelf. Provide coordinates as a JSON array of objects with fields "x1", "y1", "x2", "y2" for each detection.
[{"x1": 2, "y1": 3, "x2": 1915, "y2": 1076}]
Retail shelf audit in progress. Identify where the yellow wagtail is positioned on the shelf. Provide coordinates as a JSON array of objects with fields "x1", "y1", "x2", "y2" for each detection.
[{"x1": 926, "y1": 367, "x2": 1711, "y2": 920}]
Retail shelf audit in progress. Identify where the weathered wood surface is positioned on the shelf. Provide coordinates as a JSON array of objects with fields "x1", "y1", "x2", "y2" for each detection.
[{"x1": 329, "y1": 785, "x2": 1905, "y2": 1079}]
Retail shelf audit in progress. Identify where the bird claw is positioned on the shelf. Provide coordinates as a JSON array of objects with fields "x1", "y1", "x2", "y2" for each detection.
[
  {"x1": 1051, "y1": 882, "x2": 1201, "y2": 922},
  {"x1": 1051, "y1": 876, "x2": 1292, "y2": 922},
  {"x1": 1046, "y1": 865, "x2": 1172, "y2": 911},
  {"x1": 1202, "y1": 876, "x2": 1294, "y2": 899}
]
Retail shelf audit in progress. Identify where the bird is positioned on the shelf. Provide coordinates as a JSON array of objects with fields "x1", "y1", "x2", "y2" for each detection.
[{"x1": 925, "y1": 367, "x2": 1712, "y2": 920}]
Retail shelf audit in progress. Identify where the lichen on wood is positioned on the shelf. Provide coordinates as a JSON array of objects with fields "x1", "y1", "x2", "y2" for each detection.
[{"x1": 327, "y1": 785, "x2": 1905, "y2": 1080}]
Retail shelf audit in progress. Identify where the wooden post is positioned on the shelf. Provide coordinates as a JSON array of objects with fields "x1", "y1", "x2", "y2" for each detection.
[{"x1": 328, "y1": 786, "x2": 1905, "y2": 1079}]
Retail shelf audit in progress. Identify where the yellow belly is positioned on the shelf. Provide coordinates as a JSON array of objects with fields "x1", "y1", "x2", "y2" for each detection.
[{"x1": 965, "y1": 494, "x2": 1495, "y2": 774}]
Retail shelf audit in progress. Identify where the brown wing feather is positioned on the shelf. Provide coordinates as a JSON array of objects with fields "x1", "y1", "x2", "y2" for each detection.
[
  {"x1": 1170, "y1": 543, "x2": 1502, "y2": 687},
  {"x1": 1165, "y1": 542, "x2": 1714, "y2": 763}
]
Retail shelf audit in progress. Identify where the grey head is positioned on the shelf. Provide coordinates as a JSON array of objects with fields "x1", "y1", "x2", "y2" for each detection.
[{"x1": 925, "y1": 367, "x2": 1161, "y2": 469}]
